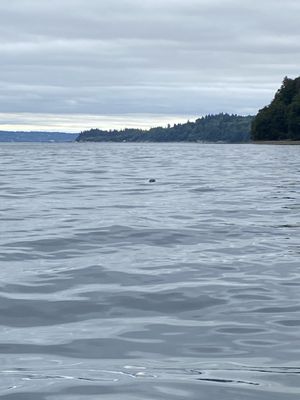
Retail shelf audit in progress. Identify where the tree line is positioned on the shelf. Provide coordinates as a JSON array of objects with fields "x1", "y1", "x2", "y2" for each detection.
[
  {"x1": 251, "y1": 76, "x2": 300, "y2": 141},
  {"x1": 76, "y1": 113, "x2": 253, "y2": 143}
]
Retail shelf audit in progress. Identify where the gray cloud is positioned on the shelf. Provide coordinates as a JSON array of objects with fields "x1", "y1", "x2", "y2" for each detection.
[{"x1": 0, "y1": 0, "x2": 299, "y2": 129}]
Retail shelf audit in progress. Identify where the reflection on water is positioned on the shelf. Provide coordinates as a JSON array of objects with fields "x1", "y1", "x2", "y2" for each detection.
[{"x1": 0, "y1": 143, "x2": 300, "y2": 399}]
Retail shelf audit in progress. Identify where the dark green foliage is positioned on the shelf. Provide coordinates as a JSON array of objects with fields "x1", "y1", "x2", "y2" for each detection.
[
  {"x1": 76, "y1": 114, "x2": 253, "y2": 143},
  {"x1": 251, "y1": 76, "x2": 300, "y2": 141},
  {"x1": 288, "y1": 94, "x2": 300, "y2": 140}
]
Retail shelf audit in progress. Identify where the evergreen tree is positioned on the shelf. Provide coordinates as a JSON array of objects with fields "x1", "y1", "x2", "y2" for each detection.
[
  {"x1": 76, "y1": 114, "x2": 253, "y2": 143},
  {"x1": 251, "y1": 76, "x2": 300, "y2": 141},
  {"x1": 288, "y1": 94, "x2": 300, "y2": 140}
]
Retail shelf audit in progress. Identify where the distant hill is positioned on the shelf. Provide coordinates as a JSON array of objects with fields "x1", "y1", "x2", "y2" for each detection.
[
  {"x1": 0, "y1": 131, "x2": 77, "y2": 142},
  {"x1": 251, "y1": 76, "x2": 300, "y2": 141},
  {"x1": 76, "y1": 113, "x2": 253, "y2": 143}
]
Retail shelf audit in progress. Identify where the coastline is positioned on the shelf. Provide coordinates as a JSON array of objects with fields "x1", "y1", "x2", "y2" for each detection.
[{"x1": 252, "y1": 140, "x2": 300, "y2": 145}]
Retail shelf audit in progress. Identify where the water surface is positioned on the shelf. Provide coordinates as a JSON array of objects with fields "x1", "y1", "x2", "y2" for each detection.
[{"x1": 0, "y1": 143, "x2": 300, "y2": 399}]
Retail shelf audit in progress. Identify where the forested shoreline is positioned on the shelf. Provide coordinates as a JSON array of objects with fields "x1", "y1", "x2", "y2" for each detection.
[
  {"x1": 77, "y1": 76, "x2": 300, "y2": 144},
  {"x1": 76, "y1": 114, "x2": 253, "y2": 143},
  {"x1": 2, "y1": 77, "x2": 299, "y2": 144},
  {"x1": 251, "y1": 76, "x2": 300, "y2": 141}
]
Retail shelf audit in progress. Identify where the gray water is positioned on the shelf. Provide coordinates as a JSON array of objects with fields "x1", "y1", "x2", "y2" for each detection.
[{"x1": 0, "y1": 143, "x2": 300, "y2": 400}]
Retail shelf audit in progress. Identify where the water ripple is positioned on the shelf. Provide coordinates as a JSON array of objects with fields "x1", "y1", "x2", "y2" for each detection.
[{"x1": 0, "y1": 143, "x2": 300, "y2": 399}]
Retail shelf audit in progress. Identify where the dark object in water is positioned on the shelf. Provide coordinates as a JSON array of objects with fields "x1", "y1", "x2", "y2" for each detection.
[{"x1": 149, "y1": 179, "x2": 156, "y2": 183}]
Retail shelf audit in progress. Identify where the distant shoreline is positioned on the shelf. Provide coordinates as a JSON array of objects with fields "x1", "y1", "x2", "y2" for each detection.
[{"x1": 252, "y1": 140, "x2": 300, "y2": 145}]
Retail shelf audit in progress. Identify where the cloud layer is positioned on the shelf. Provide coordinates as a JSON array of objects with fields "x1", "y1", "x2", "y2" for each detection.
[{"x1": 1, "y1": 0, "x2": 300, "y2": 130}]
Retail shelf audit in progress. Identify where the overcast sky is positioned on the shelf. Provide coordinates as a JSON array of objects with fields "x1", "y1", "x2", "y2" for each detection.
[{"x1": 1, "y1": 0, "x2": 300, "y2": 131}]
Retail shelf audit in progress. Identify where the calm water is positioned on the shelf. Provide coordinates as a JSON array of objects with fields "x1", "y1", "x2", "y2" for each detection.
[{"x1": 0, "y1": 143, "x2": 300, "y2": 400}]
